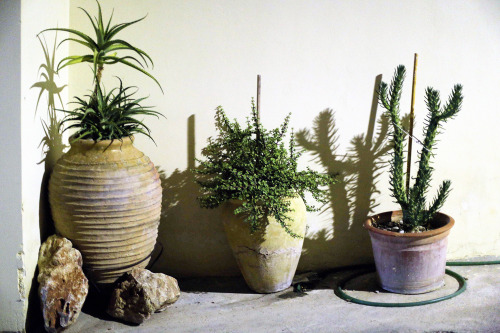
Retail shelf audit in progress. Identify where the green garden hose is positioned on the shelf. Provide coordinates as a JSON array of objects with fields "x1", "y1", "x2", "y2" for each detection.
[
  {"x1": 333, "y1": 260, "x2": 500, "y2": 307},
  {"x1": 446, "y1": 260, "x2": 500, "y2": 266}
]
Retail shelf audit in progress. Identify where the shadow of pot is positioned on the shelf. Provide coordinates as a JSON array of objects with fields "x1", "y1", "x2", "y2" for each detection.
[{"x1": 364, "y1": 210, "x2": 454, "y2": 294}]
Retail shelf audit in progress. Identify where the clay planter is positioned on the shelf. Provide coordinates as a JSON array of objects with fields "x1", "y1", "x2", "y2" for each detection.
[
  {"x1": 222, "y1": 196, "x2": 307, "y2": 293},
  {"x1": 49, "y1": 136, "x2": 162, "y2": 285},
  {"x1": 364, "y1": 210, "x2": 454, "y2": 294}
]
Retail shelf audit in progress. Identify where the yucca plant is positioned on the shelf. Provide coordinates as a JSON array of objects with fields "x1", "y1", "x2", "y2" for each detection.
[
  {"x1": 60, "y1": 78, "x2": 163, "y2": 142},
  {"x1": 39, "y1": 0, "x2": 163, "y2": 142},
  {"x1": 379, "y1": 65, "x2": 463, "y2": 232},
  {"x1": 39, "y1": 0, "x2": 161, "y2": 91},
  {"x1": 195, "y1": 100, "x2": 335, "y2": 237}
]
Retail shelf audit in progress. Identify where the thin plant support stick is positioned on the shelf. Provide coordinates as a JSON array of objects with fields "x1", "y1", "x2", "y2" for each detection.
[
  {"x1": 406, "y1": 53, "x2": 418, "y2": 196},
  {"x1": 188, "y1": 115, "x2": 195, "y2": 169},
  {"x1": 256, "y1": 75, "x2": 261, "y2": 144},
  {"x1": 256, "y1": 75, "x2": 261, "y2": 121}
]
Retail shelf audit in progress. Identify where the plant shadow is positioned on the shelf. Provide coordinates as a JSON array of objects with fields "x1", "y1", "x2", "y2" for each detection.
[
  {"x1": 33, "y1": 33, "x2": 67, "y2": 244},
  {"x1": 150, "y1": 75, "x2": 410, "y2": 294},
  {"x1": 296, "y1": 74, "x2": 409, "y2": 271},
  {"x1": 26, "y1": 34, "x2": 67, "y2": 332},
  {"x1": 151, "y1": 115, "x2": 240, "y2": 282}
]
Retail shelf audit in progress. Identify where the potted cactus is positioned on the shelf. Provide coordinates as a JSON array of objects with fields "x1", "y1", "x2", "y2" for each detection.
[
  {"x1": 41, "y1": 1, "x2": 164, "y2": 286},
  {"x1": 365, "y1": 65, "x2": 463, "y2": 294},
  {"x1": 195, "y1": 100, "x2": 335, "y2": 293}
]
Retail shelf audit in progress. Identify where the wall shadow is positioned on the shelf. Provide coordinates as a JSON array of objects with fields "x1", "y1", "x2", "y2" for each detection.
[
  {"x1": 151, "y1": 76, "x2": 410, "y2": 278},
  {"x1": 33, "y1": 33, "x2": 67, "y2": 243},
  {"x1": 26, "y1": 34, "x2": 66, "y2": 333},
  {"x1": 296, "y1": 75, "x2": 395, "y2": 271},
  {"x1": 151, "y1": 115, "x2": 239, "y2": 278}
]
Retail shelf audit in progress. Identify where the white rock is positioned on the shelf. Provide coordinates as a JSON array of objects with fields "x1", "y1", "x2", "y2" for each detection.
[{"x1": 38, "y1": 235, "x2": 88, "y2": 332}]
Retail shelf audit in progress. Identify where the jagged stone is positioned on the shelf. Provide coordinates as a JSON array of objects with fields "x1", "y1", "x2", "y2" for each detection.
[
  {"x1": 37, "y1": 235, "x2": 89, "y2": 333},
  {"x1": 106, "y1": 268, "x2": 180, "y2": 324}
]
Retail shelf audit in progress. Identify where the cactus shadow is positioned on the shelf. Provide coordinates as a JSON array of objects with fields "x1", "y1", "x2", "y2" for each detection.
[{"x1": 296, "y1": 75, "x2": 395, "y2": 272}]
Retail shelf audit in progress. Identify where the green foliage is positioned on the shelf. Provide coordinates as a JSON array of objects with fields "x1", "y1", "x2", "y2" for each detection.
[
  {"x1": 39, "y1": 0, "x2": 162, "y2": 91},
  {"x1": 59, "y1": 78, "x2": 163, "y2": 142},
  {"x1": 39, "y1": 0, "x2": 163, "y2": 143},
  {"x1": 379, "y1": 65, "x2": 463, "y2": 231},
  {"x1": 195, "y1": 100, "x2": 336, "y2": 237}
]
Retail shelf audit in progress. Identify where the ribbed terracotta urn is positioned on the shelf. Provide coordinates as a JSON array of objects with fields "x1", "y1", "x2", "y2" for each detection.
[
  {"x1": 222, "y1": 196, "x2": 307, "y2": 293},
  {"x1": 49, "y1": 136, "x2": 162, "y2": 285}
]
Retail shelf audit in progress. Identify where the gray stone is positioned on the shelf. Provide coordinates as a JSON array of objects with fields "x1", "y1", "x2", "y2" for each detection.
[
  {"x1": 37, "y1": 235, "x2": 89, "y2": 333},
  {"x1": 106, "y1": 268, "x2": 180, "y2": 324}
]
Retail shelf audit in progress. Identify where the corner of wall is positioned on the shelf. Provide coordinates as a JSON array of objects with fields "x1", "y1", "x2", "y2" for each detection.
[{"x1": 14, "y1": 0, "x2": 71, "y2": 331}]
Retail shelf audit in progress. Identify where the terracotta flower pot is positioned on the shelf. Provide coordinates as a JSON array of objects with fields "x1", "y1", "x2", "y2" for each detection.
[
  {"x1": 49, "y1": 136, "x2": 162, "y2": 285},
  {"x1": 364, "y1": 210, "x2": 454, "y2": 294},
  {"x1": 222, "y1": 196, "x2": 307, "y2": 293}
]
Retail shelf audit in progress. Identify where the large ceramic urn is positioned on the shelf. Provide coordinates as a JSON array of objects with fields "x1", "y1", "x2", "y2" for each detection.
[
  {"x1": 49, "y1": 136, "x2": 162, "y2": 285},
  {"x1": 222, "y1": 196, "x2": 307, "y2": 293}
]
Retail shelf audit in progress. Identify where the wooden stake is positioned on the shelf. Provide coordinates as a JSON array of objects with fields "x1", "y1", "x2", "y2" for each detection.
[
  {"x1": 406, "y1": 53, "x2": 418, "y2": 196},
  {"x1": 256, "y1": 75, "x2": 261, "y2": 144},
  {"x1": 256, "y1": 75, "x2": 261, "y2": 121},
  {"x1": 187, "y1": 115, "x2": 195, "y2": 169}
]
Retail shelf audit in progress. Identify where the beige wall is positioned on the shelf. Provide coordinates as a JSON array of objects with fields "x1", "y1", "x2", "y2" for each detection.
[
  {"x1": 0, "y1": 0, "x2": 68, "y2": 330},
  {"x1": 61, "y1": 0, "x2": 500, "y2": 277},
  {"x1": 0, "y1": 1, "x2": 25, "y2": 330},
  {"x1": 21, "y1": 0, "x2": 70, "y2": 320}
]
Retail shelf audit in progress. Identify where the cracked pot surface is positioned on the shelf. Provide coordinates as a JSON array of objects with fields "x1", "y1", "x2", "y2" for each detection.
[{"x1": 222, "y1": 196, "x2": 307, "y2": 293}]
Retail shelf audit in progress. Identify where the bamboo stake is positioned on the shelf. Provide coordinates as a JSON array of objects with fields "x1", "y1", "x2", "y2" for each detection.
[
  {"x1": 256, "y1": 75, "x2": 261, "y2": 144},
  {"x1": 256, "y1": 74, "x2": 261, "y2": 121},
  {"x1": 406, "y1": 53, "x2": 418, "y2": 196},
  {"x1": 187, "y1": 115, "x2": 195, "y2": 169}
]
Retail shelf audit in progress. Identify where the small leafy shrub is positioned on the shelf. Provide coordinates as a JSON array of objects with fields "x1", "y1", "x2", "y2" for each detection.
[
  {"x1": 195, "y1": 100, "x2": 336, "y2": 237},
  {"x1": 379, "y1": 65, "x2": 463, "y2": 232}
]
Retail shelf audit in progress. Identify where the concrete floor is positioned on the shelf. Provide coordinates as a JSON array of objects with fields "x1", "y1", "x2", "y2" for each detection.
[{"x1": 39, "y1": 260, "x2": 500, "y2": 332}]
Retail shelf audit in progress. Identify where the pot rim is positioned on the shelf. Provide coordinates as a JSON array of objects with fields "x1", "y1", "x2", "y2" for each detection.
[
  {"x1": 364, "y1": 210, "x2": 454, "y2": 238},
  {"x1": 69, "y1": 134, "x2": 135, "y2": 147}
]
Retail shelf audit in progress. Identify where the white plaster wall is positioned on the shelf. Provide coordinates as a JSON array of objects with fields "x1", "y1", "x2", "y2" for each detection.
[
  {"x1": 0, "y1": 1, "x2": 25, "y2": 330},
  {"x1": 20, "y1": 0, "x2": 70, "y2": 321},
  {"x1": 66, "y1": 0, "x2": 499, "y2": 275},
  {"x1": 0, "y1": 0, "x2": 69, "y2": 331}
]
